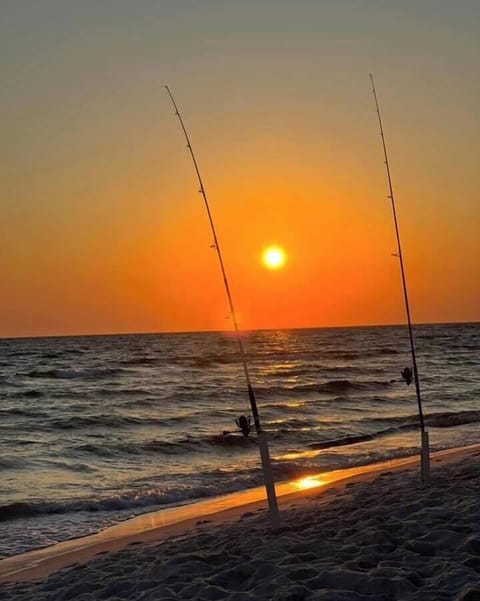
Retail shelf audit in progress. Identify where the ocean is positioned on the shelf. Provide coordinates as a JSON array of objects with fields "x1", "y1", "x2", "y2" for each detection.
[{"x1": 0, "y1": 323, "x2": 479, "y2": 559}]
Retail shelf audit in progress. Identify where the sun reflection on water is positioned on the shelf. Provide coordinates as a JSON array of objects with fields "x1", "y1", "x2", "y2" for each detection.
[
  {"x1": 295, "y1": 476, "x2": 326, "y2": 490},
  {"x1": 279, "y1": 449, "x2": 320, "y2": 461}
]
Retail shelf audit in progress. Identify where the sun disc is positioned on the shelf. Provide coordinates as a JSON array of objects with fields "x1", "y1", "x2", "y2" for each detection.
[{"x1": 262, "y1": 246, "x2": 287, "y2": 270}]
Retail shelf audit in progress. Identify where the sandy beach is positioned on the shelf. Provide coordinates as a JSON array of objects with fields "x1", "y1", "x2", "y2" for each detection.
[{"x1": 1, "y1": 444, "x2": 479, "y2": 600}]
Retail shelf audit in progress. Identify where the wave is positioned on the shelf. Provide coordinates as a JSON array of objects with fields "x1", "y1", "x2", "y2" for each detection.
[
  {"x1": 256, "y1": 379, "x2": 392, "y2": 397},
  {"x1": 124, "y1": 434, "x2": 257, "y2": 454},
  {"x1": 118, "y1": 357, "x2": 159, "y2": 366},
  {"x1": 46, "y1": 409, "x2": 206, "y2": 434},
  {"x1": 137, "y1": 438, "x2": 206, "y2": 454},
  {"x1": 366, "y1": 409, "x2": 480, "y2": 430},
  {"x1": 0, "y1": 502, "x2": 38, "y2": 521},
  {"x1": 0, "y1": 407, "x2": 47, "y2": 418},
  {"x1": 320, "y1": 379, "x2": 390, "y2": 393},
  {"x1": 173, "y1": 347, "x2": 400, "y2": 368},
  {"x1": 0, "y1": 491, "x2": 186, "y2": 522},
  {"x1": 309, "y1": 433, "x2": 376, "y2": 450},
  {"x1": 307, "y1": 426, "x2": 415, "y2": 451},
  {"x1": 18, "y1": 389, "x2": 44, "y2": 398},
  {"x1": 41, "y1": 352, "x2": 64, "y2": 359},
  {"x1": 264, "y1": 365, "x2": 367, "y2": 378},
  {"x1": 377, "y1": 348, "x2": 401, "y2": 355},
  {"x1": 323, "y1": 352, "x2": 361, "y2": 360},
  {"x1": 22, "y1": 367, "x2": 129, "y2": 380},
  {"x1": 172, "y1": 354, "x2": 242, "y2": 368},
  {"x1": 74, "y1": 431, "x2": 262, "y2": 458},
  {"x1": 5, "y1": 350, "x2": 32, "y2": 358},
  {"x1": 93, "y1": 387, "x2": 156, "y2": 398},
  {"x1": 263, "y1": 366, "x2": 314, "y2": 378},
  {"x1": 0, "y1": 389, "x2": 44, "y2": 401},
  {"x1": 171, "y1": 348, "x2": 361, "y2": 368},
  {"x1": 75, "y1": 439, "x2": 207, "y2": 459},
  {"x1": 48, "y1": 413, "x2": 171, "y2": 430},
  {"x1": 426, "y1": 410, "x2": 480, "y2": 428},
  {"x1": 204, "y1": 433, "x2": 258, "y2": 447},
  {"x1": 264, "y1": 397, "x2": 350, "y2": 410},
  {"x1": 0, "y1": 375, "x2": 15, "y2": 386},
  {"x1": 0, "y1": 456, "x2": 26, "y2": 470},
  {"x1": 0, "y1": 462, "x2": 303, "y2": 523},
  {"x1": 308, "y1": 410, "x2": 480, "y2": 452}
]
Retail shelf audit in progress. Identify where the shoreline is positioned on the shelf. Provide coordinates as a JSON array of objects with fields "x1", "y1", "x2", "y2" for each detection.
[{"x1": 1, "y1": 442, "x2": 479, "y2": 584}]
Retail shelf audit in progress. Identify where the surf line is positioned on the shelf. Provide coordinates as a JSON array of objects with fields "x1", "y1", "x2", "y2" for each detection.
[
  {"x1": 164, "y1": 86, "x2": 280, "y2": 527},
  {"x1": 369, "y1": 74, "x2": 430, "y2": 483}
]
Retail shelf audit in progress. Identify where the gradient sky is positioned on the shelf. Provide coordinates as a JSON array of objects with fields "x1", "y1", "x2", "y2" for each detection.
[{"x1": 1, "y1": 0, "x2": 479, "y2": 337}]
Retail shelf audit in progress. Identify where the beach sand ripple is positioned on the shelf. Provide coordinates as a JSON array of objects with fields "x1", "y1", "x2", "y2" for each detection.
[{"x1": 1, "y1": 456, "x2": 479, "y2": 600}]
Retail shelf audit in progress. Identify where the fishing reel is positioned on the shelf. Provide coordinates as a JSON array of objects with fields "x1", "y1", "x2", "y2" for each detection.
[
  {"x1": 236, "y1": 415, "x2": 253, "y2": 437},
  {"x1": 401, "y1": 367, "x2": 413, "y2": 386}
]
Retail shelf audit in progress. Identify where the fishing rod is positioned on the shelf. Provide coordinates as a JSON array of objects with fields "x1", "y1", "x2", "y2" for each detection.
[
  {"x1": 369, "y1": 74, "x2": 430, "y2": 483},
  {"x1": 165, "y1": 85, "x2": 280, "y2": 526}
]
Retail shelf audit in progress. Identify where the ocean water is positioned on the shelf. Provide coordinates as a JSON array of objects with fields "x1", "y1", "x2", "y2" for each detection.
[{"x1": 0, "y1": 323, "x2": 479, "y2": 559}]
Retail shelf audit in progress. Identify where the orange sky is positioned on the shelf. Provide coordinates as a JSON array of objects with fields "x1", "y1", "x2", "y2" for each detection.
[{"x1": 1, "y1": 1, "x2": 479, "y2": 337}]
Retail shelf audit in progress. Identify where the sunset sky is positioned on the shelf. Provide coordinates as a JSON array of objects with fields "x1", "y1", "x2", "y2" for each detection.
[{"x1": 1, "y1": 0, "x2": 479, "y2": 338}]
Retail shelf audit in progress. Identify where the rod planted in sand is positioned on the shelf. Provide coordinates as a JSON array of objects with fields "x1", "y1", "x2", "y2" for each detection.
[
  {"x1": 164, "y1": 85, "x2": 280, "y2": 526},
  {"x1": 369, "y1": 74, "x2": 430, "y2": 483}
]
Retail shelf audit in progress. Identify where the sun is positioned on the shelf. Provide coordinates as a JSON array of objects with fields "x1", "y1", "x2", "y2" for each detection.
[{"x1": 262, "y1": 246, "x2": 287, "y2": 270}]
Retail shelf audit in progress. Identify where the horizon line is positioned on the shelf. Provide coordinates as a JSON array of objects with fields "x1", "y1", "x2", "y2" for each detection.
[{"x1": 1, "y1": 319, "x2": 479, "y2": 342}]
